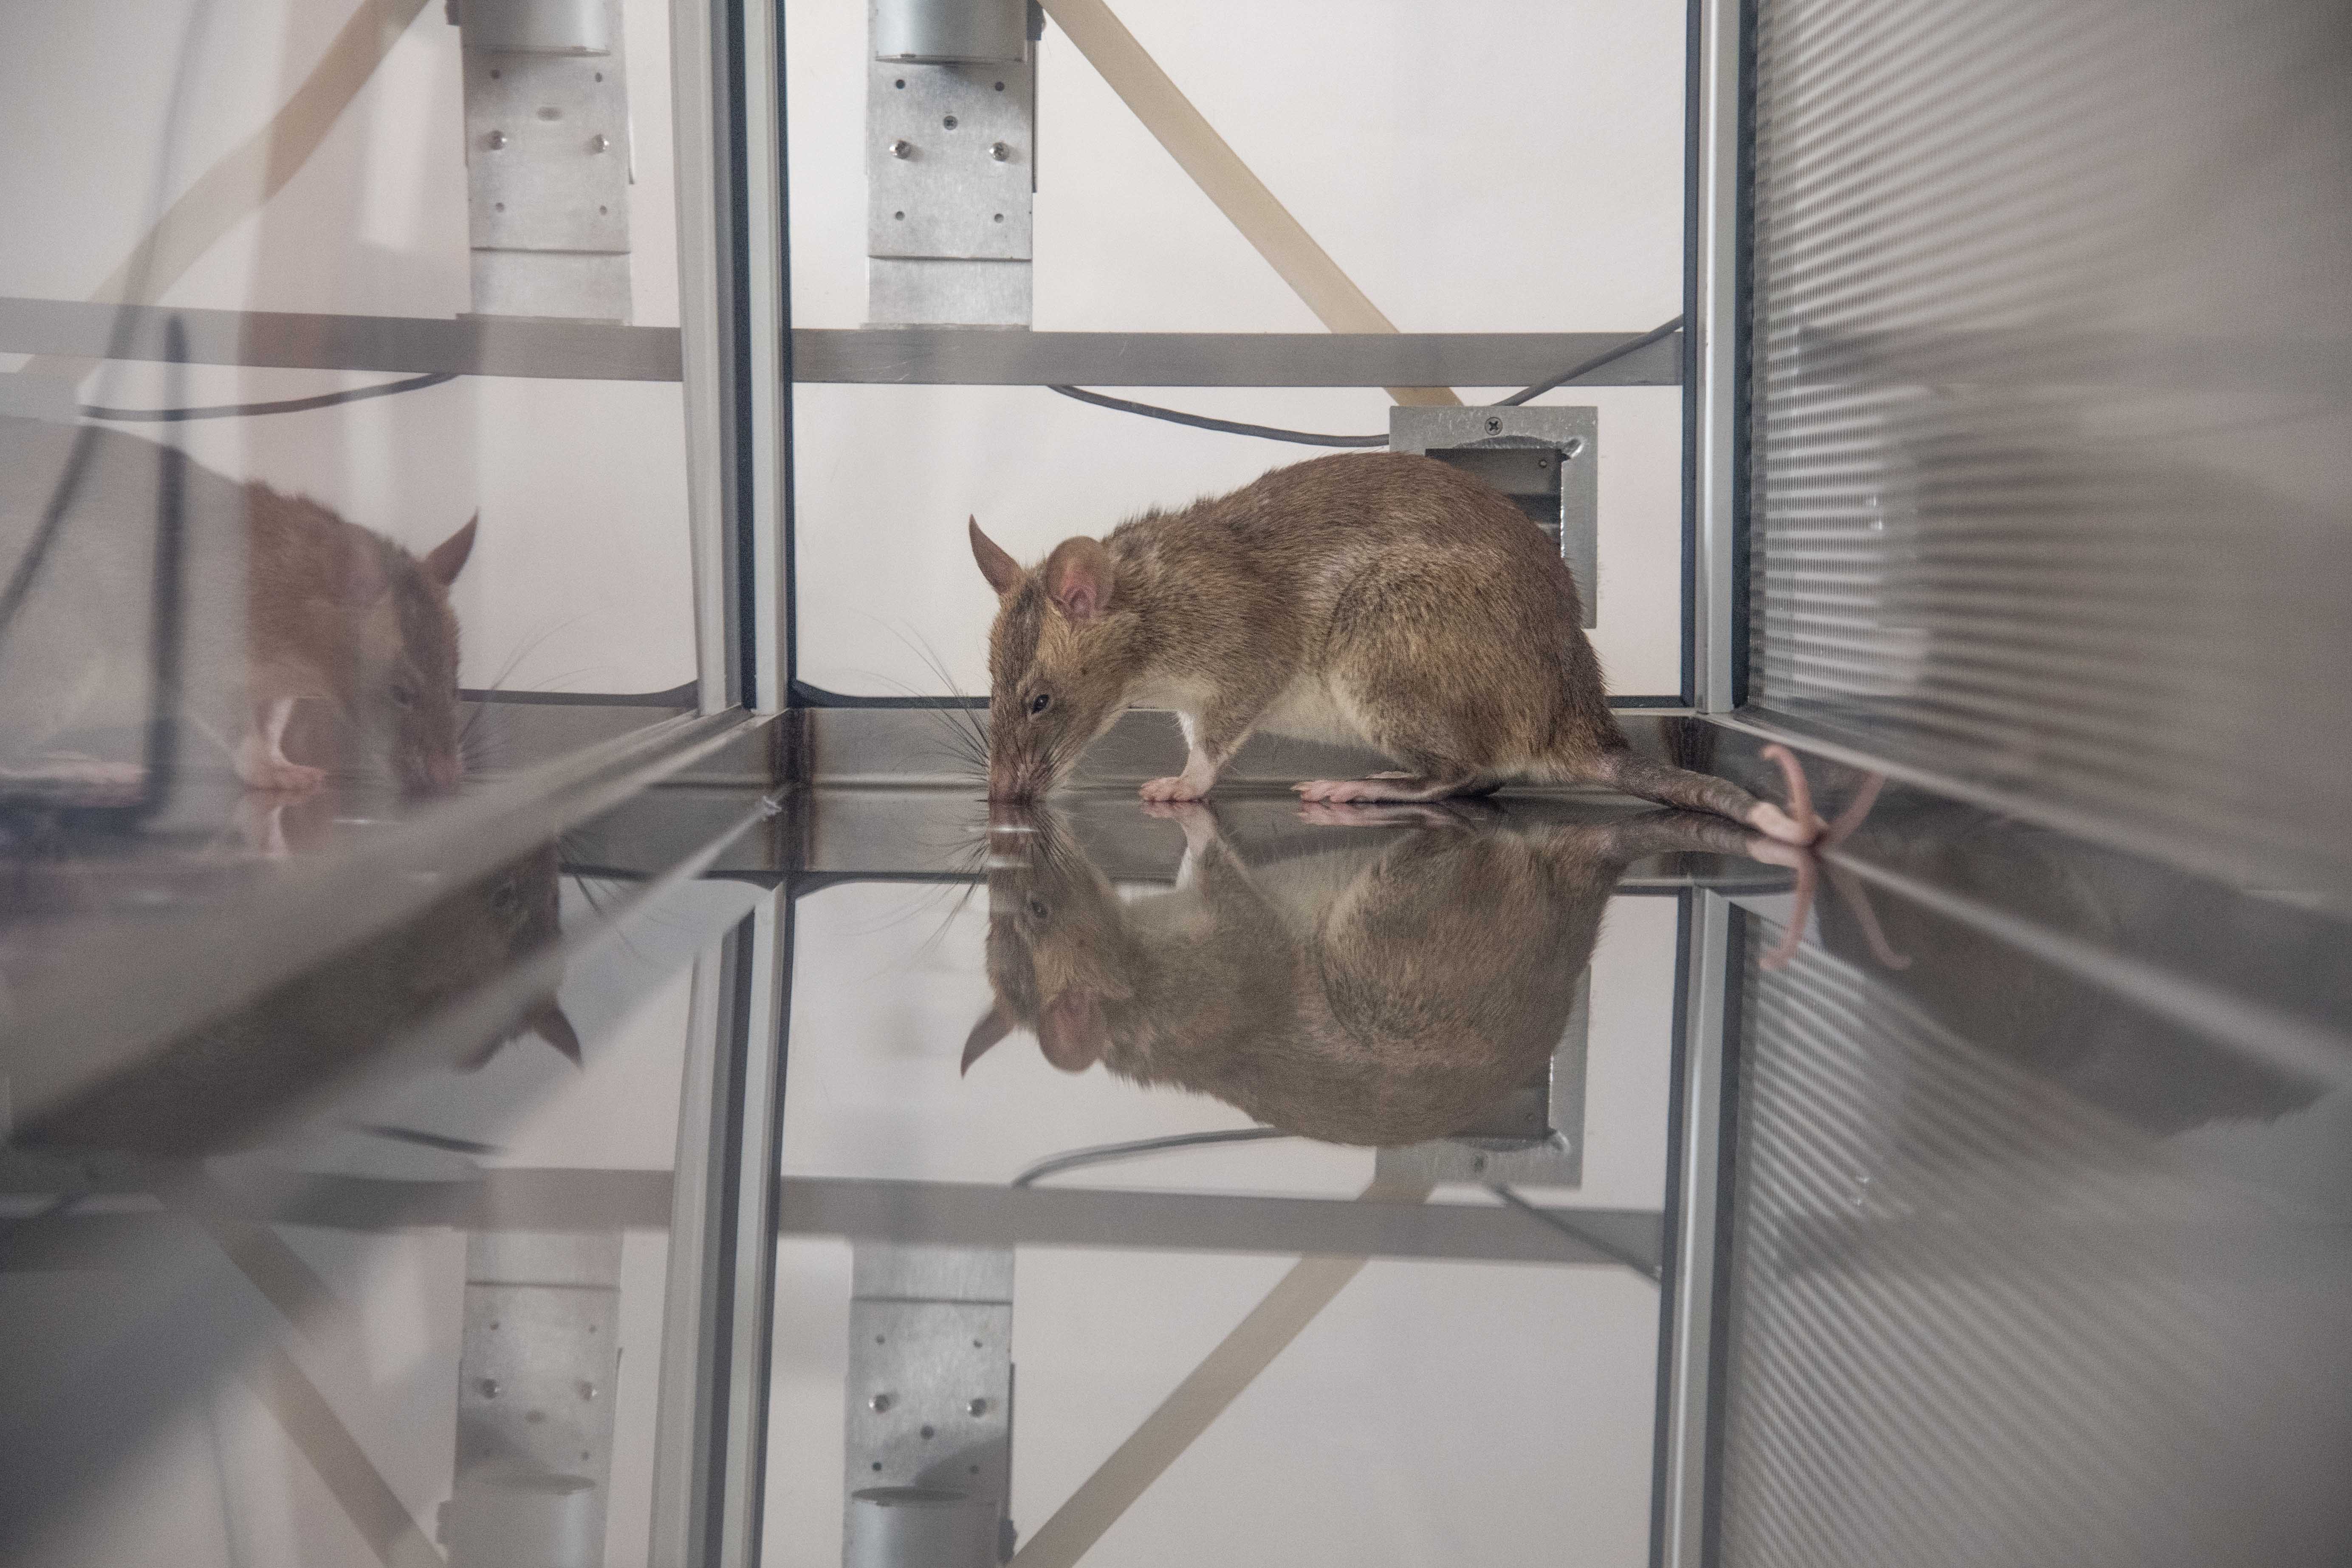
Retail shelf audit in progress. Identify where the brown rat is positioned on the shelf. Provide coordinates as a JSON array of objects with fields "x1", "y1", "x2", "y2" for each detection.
[
  {"x1": 961, "y1": 800, "x2": 1780, "y2": 1145},
  {"x1": 970, "y1": 452, "x2": 1818, "y2": 842},
  {"x1": 240, "y1": 483, "x2": 475, "y2": 794}
]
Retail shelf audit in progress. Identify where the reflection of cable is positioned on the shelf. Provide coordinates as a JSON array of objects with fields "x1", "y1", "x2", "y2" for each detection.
[
  {"x1": 83, "y1": 370, "x2": 457, "y2": 422},
  {"x1": 1046, "y1": 317, "x2": 1685, "y2": 446},
  {"x1": 1486, "y1": 1183, "x2": 1660, "y2": 1280},
  {"x1": 1011, "y1": 1127, "x2": 1294, "y2": 1187}
]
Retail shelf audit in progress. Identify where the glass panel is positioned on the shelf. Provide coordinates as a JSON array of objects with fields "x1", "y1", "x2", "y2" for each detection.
[
  {"x1": 2, "y1": 0, "x2": 700, "y2": 826},
  {"x1": 785, "y1": 0, "x2": 1689, "y2": 703}
]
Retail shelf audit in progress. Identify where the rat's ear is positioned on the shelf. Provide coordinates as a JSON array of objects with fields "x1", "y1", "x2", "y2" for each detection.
[
  {"x1": 960, "y1": 1000, "x2": 1016, "y2": 1074},
  {"x1": 424, "y1": 514, "x2": 478, "y2": 587},
  {"x1": 969, "y1": 517, "x2": 1022, "y2": 597},
  {"x1": 1042, "y1": 537, "x2": 1114, "y2": 623},
  {"x1": 529, "y1": 999, "x2": 583, "y2": 1066},
  {"x1": 1036, "y1": 989, "x2": 1107, "y2": 1073}
]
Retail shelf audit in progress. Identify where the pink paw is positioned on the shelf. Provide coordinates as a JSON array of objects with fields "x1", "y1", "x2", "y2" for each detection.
[
  {"x1": 1291, "y1": 778, "x2": 1397, "y2": 804},
  {"x1": 1747, "y1": 745, "x2": 1824, "y2": 845},
  {"x1": 1140, "y1": 775, "x2": 1207, "y2": 802}
]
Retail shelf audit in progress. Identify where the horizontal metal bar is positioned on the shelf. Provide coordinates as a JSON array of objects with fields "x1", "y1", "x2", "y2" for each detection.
[
  {"x1": 180, "y1": 1170, "x2": 1660, "y2": 1268},
  {"x1": 0, "y1": 298, "x2": 1682, "y2": 388},
  {"x1": 0, "y1": 296, "x2": 682, "y2": 381},
  {"x1": 790, "y1": 327, "x2": 1682, "y2": 386}
]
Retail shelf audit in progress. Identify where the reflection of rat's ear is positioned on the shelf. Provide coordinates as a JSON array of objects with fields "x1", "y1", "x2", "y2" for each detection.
[
  {"x1": 424, "y1": 514, "x2": 479, "y2": 587},
  {"x1": 961, "y1": 1000, "x2": 1015, "y2": 1074},
  {"x1": 969, "y1": 517, "x2": 1022, "y2": 597},
  {"x1": 1036, "y1": 989, "x2": 1107, "y2": 1073},
  {"x1": 1042, "y1": 537, "x2": 1114, "y2": 623},
  {"x1": 529, "y1": 999, "x2": 583, "y2": 1065}
]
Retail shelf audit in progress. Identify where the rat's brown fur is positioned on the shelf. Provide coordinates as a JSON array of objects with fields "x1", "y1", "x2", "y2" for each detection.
[
  {"x1": 973, "y1": 453, "x2": 1811, "y2": 840},
  {"x1": 963, "y1": 803, "x2": 1764, "y2": 1145},
  {"x1": 243, "y1": 483, "x2": 474, "y2": 792}
]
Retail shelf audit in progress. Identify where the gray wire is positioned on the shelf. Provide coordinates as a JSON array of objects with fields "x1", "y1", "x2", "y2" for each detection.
[{"x1": 1011, "y1": 1127, "x2": 1296, "y2": 1187}]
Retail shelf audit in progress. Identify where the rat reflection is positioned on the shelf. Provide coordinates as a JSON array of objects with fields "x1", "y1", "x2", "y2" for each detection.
[{"x1": 962, "y1": 800, "x2": 1782, "y2": 1146}]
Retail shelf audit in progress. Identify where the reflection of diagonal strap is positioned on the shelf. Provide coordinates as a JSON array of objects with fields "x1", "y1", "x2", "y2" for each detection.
[
  {"x1": 243, "y1": 1339, "x2": 447, "y2": 1568},
  {"x1": 1010, "y1": 1175, "x2": 1434, "y2": 1568},
  {"x1": 22, "y1": 0, "x2": 431, "y2": 382},
  {"x1": 1038, "y1": 0, "x2": 1459, "y2": 409}
]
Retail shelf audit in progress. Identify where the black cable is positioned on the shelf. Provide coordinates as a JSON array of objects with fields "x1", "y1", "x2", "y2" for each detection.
[
  {"x1": 1046, "y1": 384, "x2": 1386, "y2": 447},
  {"x1": 1496, "y1": 314, "x2": 1684, "y2": 406},
  {"x1": 1011, "y1": 1126, "x2": 1296, "y2": 1187},
  {"x1": 1046, "y1": 316, "x2": 1686, "y2": 446},
  {"x1": 80, "y1": 370, "x2": 457, "y2": 422}
]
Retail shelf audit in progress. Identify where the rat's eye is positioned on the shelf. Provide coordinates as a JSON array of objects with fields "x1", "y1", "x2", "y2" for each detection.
[
  {"x1": 1027, "y1": 896, "x2": 1050, "y2": 921},
  {"x1": 1028, "y1": 692, "x2": 1052, "y2": 716},
  {"x1": 390, "y1": 682, "x2": 418, "y2": 709}
]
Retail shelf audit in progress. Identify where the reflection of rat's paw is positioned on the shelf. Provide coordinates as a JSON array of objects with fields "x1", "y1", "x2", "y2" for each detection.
[
  {"x1": 1141, "y1": 799, "x2": 1220, "y2": 853},
  {"x1": 1139, "y1": 775, "x2": 1208, "y2": 802}
]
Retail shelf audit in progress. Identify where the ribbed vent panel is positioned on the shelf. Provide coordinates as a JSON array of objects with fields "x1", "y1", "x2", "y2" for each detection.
[
  {"x1": 1717, "y1": 935, "x2": 2352, "y2": 1568},
  {"x1": 1743, "y1": 0, "x2": 2352, "y2": 890}
]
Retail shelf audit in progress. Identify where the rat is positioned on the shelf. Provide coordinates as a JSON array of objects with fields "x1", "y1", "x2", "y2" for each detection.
[
  {"x1": 240, "y1": 483, "x2": 475, "y2": 793},
  {"x1": 968, "y1": 451, "x2": 1818, "y2": 842},
  {"x1": 960, "y1": 799, "x2": 1788, "y2": 1145},
  {"x1": 0, "y1": 416, "x2": 473, "y2": 796}
]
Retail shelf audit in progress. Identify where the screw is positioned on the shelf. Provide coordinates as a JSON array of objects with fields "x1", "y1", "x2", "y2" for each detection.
[
  {"x1": 889, "y1": 139, "x2": 912, "y2": 159},
  {"x1": 1563, "y1": 438, "x2": 1585, "y2": 458},
  {"x1": 990, "y1": 141, "x2": 1011, "y2": 161},
  {"x1": 578, "y1": 1381, "x2": 598, "y2": 1401},
  {"x1": 1485, "y1": 415, "x2": 1503, "y2": 433},
  {"x1": 968, "y1": 1398, "x2": 989, "y2": 1416},
  {"x1": 479, "y1": 1379, "x2": 500, "y2": 1398},
  {"x1": 943, "y1": 115, "x2": 959, "y2": 130},
  {"x1": 870, "y1": 1393, "x2": 893, "y2": 1413},
  {"x1": 920, "y1": 1424, "x2": 936, "y2": 1440},
  {"x1": 588, "y1": 133, "x2": 609, "y2": 153},
  {"x1": 486, "y1": 130, "x2": 507, "y2": 150}
]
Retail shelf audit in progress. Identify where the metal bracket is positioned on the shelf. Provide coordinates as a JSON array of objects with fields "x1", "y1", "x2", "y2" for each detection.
[
  {"x1": 1391, "y1": 405, "x2": 1600, "y2": 628},
  {"x1": 459, "y1": 0, "x2": 634, "y2": 322},
  {"x1": 844, "y1": 1244, "x2": 1015, "y2": 1566}
]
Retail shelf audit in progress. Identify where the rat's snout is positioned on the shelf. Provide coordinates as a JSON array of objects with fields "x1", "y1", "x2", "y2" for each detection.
[{"x1": 405, "y1": 749, "x2": 462, "y2": 792}]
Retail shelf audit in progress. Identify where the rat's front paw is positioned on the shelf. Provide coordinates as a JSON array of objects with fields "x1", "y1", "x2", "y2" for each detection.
[
  {"x1": 238, "y1": 757, "x2": 327, "y2": 794},
  {"x1": 1139, "y1": 775, "x2": 1207, "y2": 802}
]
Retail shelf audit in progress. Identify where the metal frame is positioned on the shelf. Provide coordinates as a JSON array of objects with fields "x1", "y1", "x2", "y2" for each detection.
[{"x1": 1690, "y1": 0, "x2": 1746, "y2": 716}]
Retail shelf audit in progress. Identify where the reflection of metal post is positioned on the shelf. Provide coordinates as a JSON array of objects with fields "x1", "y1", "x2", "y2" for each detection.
[
  {"x1": 844, "y1": 1244, "x2": 1015, "y2": 1567},
  {"x1": 866, "y1": 0, "x2": 1037, "y2": 326},
  {"x1": 456, "y1": 0, "x2": 634, "y2": 321},
  {"x1": 1374, "y1": 967, "x2": 1590, "y2": 1188},
  {"x1": 444, "y1": 1232, "x2": 624, "y2": 1568}
]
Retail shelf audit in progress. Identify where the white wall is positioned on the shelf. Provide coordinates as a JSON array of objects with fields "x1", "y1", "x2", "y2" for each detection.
[
  {"x1": 0, "y1": 0, "x2": 697, "y2": 698},
  {"x1": 786, "y1": 0, "x2": 1689, "y2": 699}
]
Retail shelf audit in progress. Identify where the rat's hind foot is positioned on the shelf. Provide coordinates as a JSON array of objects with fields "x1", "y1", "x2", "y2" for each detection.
[{"x1": 1291, "y1": 774, "x2": 1476, "y2": 804}]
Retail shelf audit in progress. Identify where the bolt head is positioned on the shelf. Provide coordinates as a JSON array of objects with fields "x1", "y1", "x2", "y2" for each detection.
[
  {"x1": 968, "y1": 1398, "x2": 989, "y2": 1416},
  {"x1": 578, "y1": 1381, "x2": 598, "y2": 1401},
  {"x1": 990, "y1": 141, "x2": 1011, "y2": 161},
  {"x1": 870, "y1": 1393, "x2": 893, "y2": 1413},
  {"x1": 479, "y1": 1378, "x2": 500, "y2": 1398},
  {"x1": 1485, "y1": 415, "x2": 1503, "y2": 433},
  {"x1": 486, "y1": 130, "x2": 507, "y2": 150},
  {"x1": 588, "y1": 133, "x2": 609, "y2": 153},
  {"x1": 889, "y1": 139, "x2": 912, "y2": 159}
]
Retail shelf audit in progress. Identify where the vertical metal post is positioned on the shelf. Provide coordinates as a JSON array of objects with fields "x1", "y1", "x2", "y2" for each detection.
[
  {"x1": 1660, "y1": 892, "x2": 1732, "y2": 1568},
  {"x1": 646, "y1": 891, "x2": 791, "y2": 1568},
  {"x1": 741, "y1": 0, "x2": 790, "y2": 712},
  {"x1": 672, "y1": 0, "x2": 745, "y2": 712},
  {"x1": 1691, "y1": 0, "x2": 1745, "y2": 714}
]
